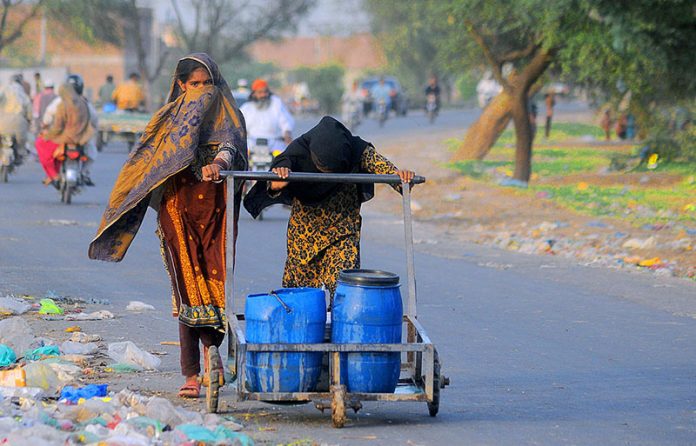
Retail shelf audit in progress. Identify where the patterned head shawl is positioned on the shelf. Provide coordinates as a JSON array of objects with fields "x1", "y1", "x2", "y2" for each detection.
[
  {"x1": 45, "y1": 83, "x2": 94, "y2": 146},
  {"x1": 88, "y1": 53, "x2": 247, "y2": 262}
]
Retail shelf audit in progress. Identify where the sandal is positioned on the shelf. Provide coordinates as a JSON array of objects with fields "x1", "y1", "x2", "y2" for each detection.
[
  {"x1": 201, "y1": 345, "x2": 225, "y2": 387},
  {"x1": 178, "y1": 376, "x2": 201, "y2": 398}
]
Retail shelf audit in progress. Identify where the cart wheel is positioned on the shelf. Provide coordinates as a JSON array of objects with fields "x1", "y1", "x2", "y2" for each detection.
[
  {"x1": 331, "y1": 384, "x2": 347, "y2": 428},
  {"x1": 206, "y1": 345, "x2": 221, "y2": 413},
  {"x1": 427, "y1": 352, "x2": 441, "y2": 417}
]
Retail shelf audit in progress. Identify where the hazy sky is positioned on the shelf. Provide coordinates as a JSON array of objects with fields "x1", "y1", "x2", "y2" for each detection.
[{"x1": 149, "y1": 0, "x2": 371, "y2": 37}]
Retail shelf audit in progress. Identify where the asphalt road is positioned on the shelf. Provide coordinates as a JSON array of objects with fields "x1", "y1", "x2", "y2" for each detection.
[{"x1": 1, "y1": 107, "x2": 695, "y2": 445}]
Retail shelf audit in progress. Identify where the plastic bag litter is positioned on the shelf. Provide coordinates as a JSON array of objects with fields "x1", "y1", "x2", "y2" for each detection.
[
  {"x1": 24, "y1": 362, "x2": 62, "y2": 394},
  {"x1": 126, "y1": 301, "x2": 156, "y2": 312},
  {"x1": 24, "y1": 345, "x2": 61, "y2": 361},
  {"x1": 0, "y1": 317, "x2": 37, "y2": 355},
  {"x1": 60, "y1": 384, "x2": 108, "y2": 403},
  {"x1": 0, "y1": 296, "x2": 30, "y2": 315},
  {"x1": 69, "y1": 332, "x2": 102, "y2": 343},
  {"x1": 38, "y1": 298, "x2": 64, "y2": 315},
  {"x1": 175, "y1": 424, "x2": 254, "y2": 445},
  {"x1": 2, "y1": 423, "x2": 70, "y2": 446},
  {"x1": 0, "y1": 385, "x2": 44, "y2": 399},
  {"x1": 65, "y1": 310, "x2": 115, "y2": 321},
  {"x1": 146, "y1": 397, "x2": 203, "y2": 428},
  {"x1": 0, "y1": 344, "x2": 17, "y2": 366},
  {"x1": 45, "y1": 361, "x2": 83, "y2": 383},
  {"x1": 60, "y1": 341, "x2": 99, "y2": 355},
  {"x1": 107, "y1": 342, "x2": 161, "y2": 371}
]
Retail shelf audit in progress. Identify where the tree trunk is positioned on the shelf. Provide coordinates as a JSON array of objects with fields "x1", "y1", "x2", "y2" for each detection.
[
  {"x1": 510, "y1": 93, "x2": 532, "y2": 181},
  {"x1": 452, "y1": 92, "x2": 512, "y2": 161}
]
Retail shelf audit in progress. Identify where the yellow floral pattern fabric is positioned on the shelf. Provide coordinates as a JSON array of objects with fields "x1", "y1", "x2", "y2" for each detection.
[{"x1": 281, "y1": 146, "x2": 398, "y2": 301}]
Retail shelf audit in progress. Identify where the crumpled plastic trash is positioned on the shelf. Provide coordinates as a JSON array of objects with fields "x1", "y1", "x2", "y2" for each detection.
[
  {"x1": 0, "y1": 296, "x2": 31, "y2": 315},
  {"x1": 69, "y1": 332, "x2": 102, "y2": 343},
  {"x1": 105, "y1": 363, "x2": 141, "y2": 373},
  {"x1": 107, "y1": 341, "x2": 161, "y2": 371},
  {"x1": 0, "y1": 367, "x2": 25, "y2": 387},
  {"x1": 126, "y1": 301, "x2": 156, "y2": 312},
  {"x1": 0, "y1": 385, "x2": 44, "y2": 399},
  {"x1": 60, "y1": 341, "x2": 99, "y2": 355},
  {"x1": 0, "y1": 344, "x2": 17, "y2": 367},
  {"x1": 24, "y1": 362, "x2": 62, "y2": 394},
  {"x1": 175, "y1": 424, "x2": 254, "y2": 445},
  {"x1": 65, "y1": 310, "x2": 115, "y2": 321},
  {"x1": 0, "y1": 317, "x2": 37, "y2": 355},
  {"x1": 45, "y1": 361, "x2": 83, "y2": 383},
  {"x1": 24, "y1": 345, "x2": 61, "y2": 361},
  {"x1": 60, "y1": 384, "x2": 108, "y2": 403},
  {"x1": 38, "y1": 298, "x2": 64, "y2": 315}
]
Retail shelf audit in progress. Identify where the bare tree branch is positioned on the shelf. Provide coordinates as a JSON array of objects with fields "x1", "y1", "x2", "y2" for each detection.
[
  {"x1": 0, "y1": 0, "x2": 45, "y2": 55},
  {"x1": 173, "y1": 0, "x2": 313, "y2": 65}
]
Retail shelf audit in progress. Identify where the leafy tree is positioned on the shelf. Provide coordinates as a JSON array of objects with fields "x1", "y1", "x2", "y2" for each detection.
[
  {"x1": 365, "y1": 1, "x2": 451, "y2": 102},
  {"x1": 369, "y1": 0, "x2": 696, "y2": 181},
  {"x1": 171, "y1": 0, "x2": 314, "y2": 65},
  {"x1": 292, "y1": 64, "x2": 345, "y2": 114}
]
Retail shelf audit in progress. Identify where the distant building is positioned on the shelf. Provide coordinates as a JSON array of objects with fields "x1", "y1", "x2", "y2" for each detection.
[{"x1": 248, "y1": 33, "x2": 386, "y2": 81}]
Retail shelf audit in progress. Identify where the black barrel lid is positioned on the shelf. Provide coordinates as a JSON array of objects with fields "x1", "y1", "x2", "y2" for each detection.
[{"x1": 338, "y1": 269, "x2": 399, "y2": 286}]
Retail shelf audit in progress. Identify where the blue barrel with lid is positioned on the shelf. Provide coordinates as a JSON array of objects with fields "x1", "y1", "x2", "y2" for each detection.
[
  {"x1": 245, "y1": 287, "x2": 326, "y2": 393},
  {"x1": 331, "y1": 269, "x2": 403, "y2": 393}
]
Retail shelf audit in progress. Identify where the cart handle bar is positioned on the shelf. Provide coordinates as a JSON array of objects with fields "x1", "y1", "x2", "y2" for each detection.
[{"x1": 220, "y1": 171, "x2": 426, "y2": 185}]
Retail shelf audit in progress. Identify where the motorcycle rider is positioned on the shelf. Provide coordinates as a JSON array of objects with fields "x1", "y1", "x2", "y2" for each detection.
[
  {"x1": 370, "y1": 76, "x2": 392, "y2": 118},
  {"x1": 0, "y1": 74, "x2": 32, "y2": 166},
  {"x1": 33, "y1": 79, "x2": 61, "y2": 185},
  {"x1": 341, "y1": 79, "x2": 363, "y2": 129},
  {"x1": 424, "y1": 75, "x2": 441, "y2": 114},
  {"x1": 43, "y1": 74, "x2": 98, "y2": 186},
  {"x1": 240, "y1": 78, "x2": 294, "y2": 155}
]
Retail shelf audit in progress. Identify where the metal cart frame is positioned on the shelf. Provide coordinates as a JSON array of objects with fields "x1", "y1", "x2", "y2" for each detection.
[{"x1": 207, "y1": 171, "x2": 448, "y2": 427}]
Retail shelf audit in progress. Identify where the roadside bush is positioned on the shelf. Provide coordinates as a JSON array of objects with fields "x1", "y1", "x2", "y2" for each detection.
[{"x1": 292, "y1": 64, "x2": 345, "y2": 114}]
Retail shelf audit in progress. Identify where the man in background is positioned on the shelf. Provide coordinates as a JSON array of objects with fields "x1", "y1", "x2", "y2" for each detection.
[
  {"x1": 98, "y1": 75, "x2": 116, "y2": 109},
  {"x1": 112, "y1": 72, "x2": 145, "y2": 112}
]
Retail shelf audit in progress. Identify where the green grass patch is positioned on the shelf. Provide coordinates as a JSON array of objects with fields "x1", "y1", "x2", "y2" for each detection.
[
  {"x1": 528, "y1": 181, "x2": 696, "y2": 226},
  {"x1": 495, "y1": 122, "x2": 607, "y2": 147},
  {"x1": 447, "y1": 124, "x2": 696, "y2": 227}
]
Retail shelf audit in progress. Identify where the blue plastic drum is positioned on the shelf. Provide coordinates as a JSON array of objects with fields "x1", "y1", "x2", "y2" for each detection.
[
  {"x1": 331, "y1": 269, "x2": 403, "y2": 393},
  {"x1": 245, "y1": 287, "x2": 326, "y2": 393}
]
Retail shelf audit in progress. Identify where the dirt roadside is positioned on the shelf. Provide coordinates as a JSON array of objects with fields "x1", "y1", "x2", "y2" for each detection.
[{"x1": 364, "y1": 115, "x2": 695, "y2": 281}]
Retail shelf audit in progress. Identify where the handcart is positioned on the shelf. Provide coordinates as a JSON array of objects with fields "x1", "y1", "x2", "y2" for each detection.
[
  {"x1": 206, "y1": 171, "x2": 449, "y2": 427},
  {"x1": 96, "y1": 111, "x2": 150, "y2": 152}
]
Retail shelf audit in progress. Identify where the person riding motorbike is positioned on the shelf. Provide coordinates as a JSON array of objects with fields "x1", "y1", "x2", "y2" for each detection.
[
  {"x1": 341, "y1": 79, "x2": 363, "y2": 130},
  {"x1": 0, "y1": 74, "x2": 32, "y2": 167},
  {"x1": 42, "y1": 74, "x2": 98, "y2": 186},
  {"x1": 424, "y1": 75, "x2": 441, "y2": 112},
  {"x1": 370, "y1": 76, "x2": 392, "y2": 117},
  {"x1": 239, "y1": 78, "x2": 294, "y2": 160}
]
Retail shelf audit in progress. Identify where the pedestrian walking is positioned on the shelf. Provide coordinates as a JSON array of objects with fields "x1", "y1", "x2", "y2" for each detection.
[
  {"x1": 600, "y1": 109, "x2": 612, "y2": 141},
  {"x1": 89, "y1": 53, "x2": 248, "y2": 399},
  {"x1": 544, "y1": 92, "x2": 555, "y2": 138}
]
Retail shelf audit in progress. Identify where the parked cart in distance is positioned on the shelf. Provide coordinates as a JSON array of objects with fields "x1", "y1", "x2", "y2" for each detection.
[
  {"x1": 96, "y1": 111, "x2": 150, "y2": 152},
  {"x1": 206, "y1": 171, "x2": 450, "y2": 428}
]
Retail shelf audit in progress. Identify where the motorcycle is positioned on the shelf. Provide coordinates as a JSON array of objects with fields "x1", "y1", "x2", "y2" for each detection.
[
  {"x1": 342, "y1": 99, "x2": 362, "y2": 131},
  {"x1": 0, "y1": 134, "x2": 16, "y2": 183},
  {"x1": 376, "y1": 99, "x2": 388, "y2": 128},
  {"x1": 246, "y1": 137, "x2": 282, "y2": 220},
  {"x1": 55, "y1": 144, "x2": 87, "y2": 204},
  {"x1": 426, "y1": 93, "x2": 438, "y2": 124}
]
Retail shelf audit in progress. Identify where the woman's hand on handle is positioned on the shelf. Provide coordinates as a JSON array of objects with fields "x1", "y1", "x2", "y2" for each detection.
[
  {"x1": 269, "y1": 167, "x2": 291, "y2": 190},
  {"x1": 201, "y1": 164, "x2": 222, "y2": 182},
  {"x1": 397, "y1": 169, "x2": 415, "y2": 185}
]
